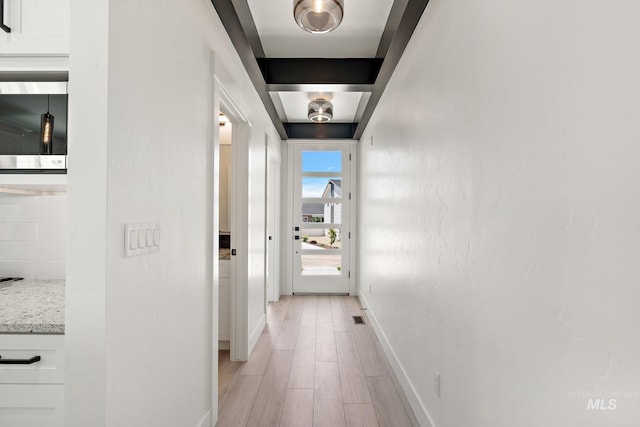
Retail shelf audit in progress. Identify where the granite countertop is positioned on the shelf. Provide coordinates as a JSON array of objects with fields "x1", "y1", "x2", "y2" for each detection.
[
  {"x1": 0, "y1": 279, "x2": 65, "y2": 334},
  {"x1": 220, "y1": 248, "x2": 231, "y2": 260}
]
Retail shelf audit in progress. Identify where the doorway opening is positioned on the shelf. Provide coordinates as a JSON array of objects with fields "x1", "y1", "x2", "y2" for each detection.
[
  {"x1": 288, "y1": 142, "x2": 356, "y2": 295},
  {"x1": 218, "y1": 111, "x2": 232, "y2": 352}
]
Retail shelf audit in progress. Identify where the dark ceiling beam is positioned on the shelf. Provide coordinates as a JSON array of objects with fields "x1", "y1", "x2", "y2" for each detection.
[
  {"x1": 354, "y1": 0, "x2": 430, "y2": 139},
  {"x1": 229, "y1": 0, "x2": 265, "y2": 58},
  {"x1": 210, "y1": 0, "x2": 287, "y2": 139},
  {"x1": 284, "y1": 123, "x2": 356, "y2": 140},
  {"x1": 267, "y1": 83, "x2": 374, "y2": 93},
  {"x1": 257, "y1": 58, "x2": 383, "y2": 86},
  {"x1": 375, "y1": 0, "x2": 409, "y2": 59}
]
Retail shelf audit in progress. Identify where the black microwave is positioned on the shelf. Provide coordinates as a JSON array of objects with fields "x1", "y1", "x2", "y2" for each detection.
[{"x1": 0, "y1": 82, "x2": 68, "y2": 159}]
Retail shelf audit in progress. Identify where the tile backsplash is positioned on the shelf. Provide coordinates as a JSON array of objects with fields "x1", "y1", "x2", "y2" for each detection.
[{"x1": 0, "y1": 193, "x2": 66, "y2": 280}]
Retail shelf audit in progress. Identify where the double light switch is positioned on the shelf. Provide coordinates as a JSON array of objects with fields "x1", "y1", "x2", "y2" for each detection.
[{"x1": 125, "y1": 223, "x2": 160, "y2": 257}]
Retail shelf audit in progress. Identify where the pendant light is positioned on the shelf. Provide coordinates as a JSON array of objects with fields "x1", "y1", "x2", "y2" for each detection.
[
  {"x1": 308, "y1": 99, "x2": 333, "y2": 122},
  {"x1": 40, "y1": 95, "x2": 54, "y2": 155},
  {"x1": 294, "y1": 0, "x2": 344, "y2": 34}
]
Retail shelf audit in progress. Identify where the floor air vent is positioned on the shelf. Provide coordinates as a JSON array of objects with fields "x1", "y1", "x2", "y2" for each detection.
[{"x1": 353, "y1": 316, "x2": 365, "y2": 325}]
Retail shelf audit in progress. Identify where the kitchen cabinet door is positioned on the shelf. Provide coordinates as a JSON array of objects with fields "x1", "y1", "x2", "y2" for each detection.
[
  {"x1": 0, "y1": 384, "x2": 64, "y2": 427},
  {"x1": 0, "y1": 335, "x2": 65, "y2": 427},
  {"x1": 1, "y1": 0, "x2": 70, "y2": 55},
  {"x1": 219, "y1": 276, "x2": 231, "y2": 341}
]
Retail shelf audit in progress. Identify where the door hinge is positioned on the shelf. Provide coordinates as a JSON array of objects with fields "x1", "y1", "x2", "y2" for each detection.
[
  {"x1": 349, "y1": 153, "x2": 352, "y2": 161},
  {"x1": 349, "y1": 231, "x2": 351, "y2": 239},
  {"x1": 348, "y1": 271, "x2": 351, "y2": 278},
  {"x1": 349, "y1": 192, "x2": 351, "y2": 200}
]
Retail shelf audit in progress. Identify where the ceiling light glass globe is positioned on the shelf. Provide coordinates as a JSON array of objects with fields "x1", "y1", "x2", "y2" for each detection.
[
  {"x1": 308, "y1": 99, "x2": 334, "y2": 122},
  {"x1": 294, "y1": 0, "x2": 344, "y2": 34}
]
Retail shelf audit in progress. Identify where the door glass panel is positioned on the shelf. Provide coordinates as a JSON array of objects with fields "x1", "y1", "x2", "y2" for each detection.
[
  {"x1": 301, "y1": 203, "x2": 342, "y2": 225},
  {"x1": 301, "y1": 254, "x2": 342, "y2": 276},
  {"x1": 300, "y1": 228, "x2": 341, "y2": 249},
  {"x1": 301, "y1": 177, "x2": 342, "y2": 198},
  {"x1": 302, "y1": 151, "x2": 342, "y2": 173}
]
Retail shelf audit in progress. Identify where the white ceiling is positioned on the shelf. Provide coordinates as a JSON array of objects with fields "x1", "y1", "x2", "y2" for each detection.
[
  {"x1": 247, "y1": 0, "x2": 395, "y2": 58},
  {"x1": 247, "y1": 0, "x2": 394, "y2": 124},
  {"x1": 277, "y1": 91, "x2": 365, "y2": 122}
]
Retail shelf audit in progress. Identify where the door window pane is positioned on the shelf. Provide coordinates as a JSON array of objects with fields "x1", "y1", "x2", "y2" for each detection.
[
  {"x1": 300, "y1": 228, "x2": 341, "y2": 249},
  {"x1": 302, "y1": 151, "x2": 342, "y2": 173},
  {"x1": 301, "y1": 254, "x2": 342, "y2": 276},
  {"x1": 302, "y1": 177, "x2": 342, "y2": 198},
  {"x1": 301, "y1": 203, "x2": 342, "y2": 225}
]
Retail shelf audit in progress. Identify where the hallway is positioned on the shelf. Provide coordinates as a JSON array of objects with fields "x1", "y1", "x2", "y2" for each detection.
[{"x1": 217, "y1": 296, "x2": 419, "y2": 427}]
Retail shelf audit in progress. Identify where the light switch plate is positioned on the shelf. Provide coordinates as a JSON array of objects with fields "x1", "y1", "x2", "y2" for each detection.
[{"x1": 125, "y1": 223, "x2": 160, "y2": 257}]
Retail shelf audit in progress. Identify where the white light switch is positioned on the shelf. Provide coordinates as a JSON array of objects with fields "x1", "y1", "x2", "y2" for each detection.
[
  {"x1": 125, "y1": 223, "x2": 161, "y2": 257},
  {"x1": 129, "y1": 230, "x2": 137, "y2": 250},
  {"x1": 138, "y1": 229, "x2": 146, "y2": 248}
]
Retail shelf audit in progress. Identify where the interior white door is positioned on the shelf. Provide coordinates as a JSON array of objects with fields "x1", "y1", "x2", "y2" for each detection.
[
  {"x1": 292, "y1": 144, "x2": 352, "y2": 294},
  {"x1": 266, "y1": 147, "x2": 280, "y2": 302}
]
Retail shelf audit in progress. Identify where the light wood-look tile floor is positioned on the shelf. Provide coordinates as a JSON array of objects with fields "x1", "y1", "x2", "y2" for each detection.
[{"x1": 217, "y1": 295, "x2": 420, "y2": 427}]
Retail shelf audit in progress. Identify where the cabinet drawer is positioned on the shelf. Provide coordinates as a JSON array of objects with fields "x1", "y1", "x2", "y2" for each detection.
[
  {"x1": 0, "y1": 335, "x2": 64, "y2": 384},
  {"x1": 219, "y1": 260, "x2": 231, "y2": 278},
  {"x1": 0, "y1": 384, "x2": 64, "y2": 427}
]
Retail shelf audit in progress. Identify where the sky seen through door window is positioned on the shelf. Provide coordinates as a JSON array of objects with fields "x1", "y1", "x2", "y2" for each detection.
[{"x1": 302, "y1": 151, "x2": 342, "y2": 197}]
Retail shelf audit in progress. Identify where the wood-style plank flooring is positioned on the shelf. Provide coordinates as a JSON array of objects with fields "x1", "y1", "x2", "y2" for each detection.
[{"x1": 217, "y1": 296, "x2": 419, "y2": 427}]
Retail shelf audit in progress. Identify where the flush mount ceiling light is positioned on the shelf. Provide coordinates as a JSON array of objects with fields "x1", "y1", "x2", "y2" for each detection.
[
  {"x1": 294, "y1": 0, "x2": 344, "y2": 34},
  {"x1": 308, "y1": 99, "x2": 333, "y2": 122}
]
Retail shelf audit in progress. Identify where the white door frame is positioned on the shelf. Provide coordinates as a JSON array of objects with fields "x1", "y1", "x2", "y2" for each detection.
[
  {"x1": 210, "y1": 53, "x2": 252, "y2": 424},
  {"x1": 285, "y1": 140, "x2": 357, "y2": 295},
  {"x1": 220, "y1": 84, "x2": 251, "y2": 363}
]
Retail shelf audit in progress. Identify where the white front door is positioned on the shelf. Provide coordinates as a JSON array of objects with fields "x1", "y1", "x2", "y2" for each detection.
[{"x1": 292, "y1": 144, "x2": 352, "y2": 294}]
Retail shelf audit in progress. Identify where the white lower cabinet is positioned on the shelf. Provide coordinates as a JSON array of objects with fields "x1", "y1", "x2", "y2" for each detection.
[
  {"x1": 0, "y1": 384, "x2": 64, "y2": 427},
  {"x1": 0, "y1": 334, "x2": 64, "y2": 427},
  {"x1": 219, "y1": 260, "x2": 231, "y2": 343}
]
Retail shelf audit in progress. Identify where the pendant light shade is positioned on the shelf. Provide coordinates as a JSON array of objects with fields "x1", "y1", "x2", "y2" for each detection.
[
  {"x1": 40, "y1": 96, "x2": 54, "y2": 155},
  {"x1": 308, "y1": 99, "x2": 333, "y2": 122},
  {"x1": 294, "y1": 0, "x2": 344, "y2": 34}
]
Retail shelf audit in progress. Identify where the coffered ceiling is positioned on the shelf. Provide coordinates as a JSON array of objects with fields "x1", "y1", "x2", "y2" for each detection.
[{"x1": 211, "y1": 0, "x2": 430, "y2": 140}]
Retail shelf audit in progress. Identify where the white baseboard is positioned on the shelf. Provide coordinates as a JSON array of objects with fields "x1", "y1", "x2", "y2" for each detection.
[
  {"x1": 359, "y1": 293, "x2": 436, "y2": 427},
  {"x1": 196, "y1": 409, "x2": 211, "y2": 427},
  {"x1": 248, "y1": 313, "x2": 266, "y2": 355}
]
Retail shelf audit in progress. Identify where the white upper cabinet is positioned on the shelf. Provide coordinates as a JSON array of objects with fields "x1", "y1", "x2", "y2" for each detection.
[{"x1": 1, "y1": 0, "x2": 70, "y2": 55}]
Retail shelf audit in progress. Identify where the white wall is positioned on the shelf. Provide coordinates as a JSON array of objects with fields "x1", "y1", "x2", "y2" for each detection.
[
  {"x1": 67, "y1": 0, "x2": 282, "y2": 426},
  {"x1": 358, "y1": 1, "x2": 640, "y2": 426},
  {"x1": 0, "y1": 194, "x2": 66, "y2": 279}
]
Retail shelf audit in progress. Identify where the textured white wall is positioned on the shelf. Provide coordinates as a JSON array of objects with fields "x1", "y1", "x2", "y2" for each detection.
[
  {"x1": 358, "y1": 1, "x2": 640, "y2": 426},
  {"x1": 0, "y1": 194, "x2": 66, "y2": 279},
  {"x1": 67, "y1": 0, "x2": 281, "y2": 426}
]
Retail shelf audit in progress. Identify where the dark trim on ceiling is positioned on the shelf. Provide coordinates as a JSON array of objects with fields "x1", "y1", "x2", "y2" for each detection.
[
  {"x1": 230, "y1": 0, "x2": 265, "y2": 58},
  {"x1": 284, "y1": 123, "x2": 356, "y2": 139},
  {"x1": 354, "y1": 0, "x2": 430, "y2": 139},
  {"x1": 267, "y1": 83, "x2": 374, "y2": 92},
  {"x1": 376, "y1": 0, "x2": 409, "y2": 58},
  {"x1": 212, "y1": 0, "x2": 430, "y2": 141},
  {"x1": 257, "y1": 58, "x2": 383, "y2": 85},
  {"x1": 210, "y1": 0, "x2": 287, "y2": 139}
]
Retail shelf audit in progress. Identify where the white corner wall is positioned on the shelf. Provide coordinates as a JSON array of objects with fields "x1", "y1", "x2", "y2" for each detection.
[
  {"x1": 358, "y1": 1, "x2": 640, "y2": 426},
  {"x1": 67, "y1": 0, "x2": 282, "y2": 426}
]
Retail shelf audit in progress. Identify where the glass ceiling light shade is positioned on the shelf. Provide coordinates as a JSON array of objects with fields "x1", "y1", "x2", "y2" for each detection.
[
  {"x1": 308, "y1": 99, "x2": 333, "y2": 122},
  {"x1": 294, "y1": 0, "x2": 344, "y2": 34}
]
